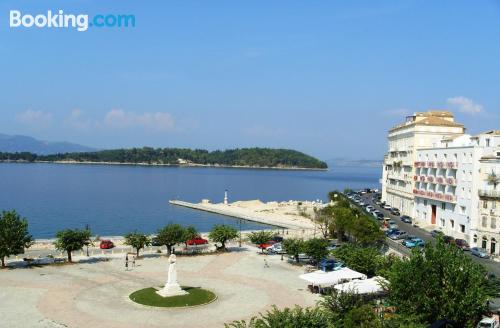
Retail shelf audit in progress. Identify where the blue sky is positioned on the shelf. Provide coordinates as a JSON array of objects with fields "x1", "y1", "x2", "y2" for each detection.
[{"x1": 1, "y1": 0, "x2": 499, "y2": 160}]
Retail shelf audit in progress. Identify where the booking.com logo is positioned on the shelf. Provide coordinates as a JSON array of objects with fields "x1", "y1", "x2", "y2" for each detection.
[{"x1": 9, "y1": 10, "x2": 135, "y2": 32}]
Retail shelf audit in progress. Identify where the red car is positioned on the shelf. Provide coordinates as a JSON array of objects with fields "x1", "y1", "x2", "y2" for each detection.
[
  {"x1": 186, "y1": 237, "x2": 208, "y2": 245},
  {"x1": 100, "y1": 240, "x2": 115, "y2": 249},
  {"x1": 258, "y1": 240, "x2": 277, "y2": 250}
]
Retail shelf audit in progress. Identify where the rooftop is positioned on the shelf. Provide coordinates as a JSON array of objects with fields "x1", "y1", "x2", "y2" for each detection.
[{"x1": 389, "y1": 110, "x2": 464, "y2": 132}]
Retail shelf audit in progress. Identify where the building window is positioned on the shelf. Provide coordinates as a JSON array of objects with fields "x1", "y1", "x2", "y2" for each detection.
[
  {"x1": 484, "y1": 201, "x2": 488, "y2": 209},
  {"x1": 441, "y1": 203, "x2": 446, "y2": 210},
  {"x1": 486, "y1": 138, "x2": 490, "y2": 147},
  {"x1": 493, "y1": 201, "x2": 497, "y2": 210},
  {"x1": 473, "y1": 234, "x2": 478, "y2": 244},
  {"x1": 440, "y1": 219, "x2": 445, "y2": 227},
  {"x1": 424, "y1": 200, "x2": 428, "y2": 206},
  {"x1": 460, "y1": 224, "x2": 465, "y2": 233},
  {"x1": 482, "y1": 216, "x2": 488, "y2": 228},
  {"x1": 492, "y1": 217, "x2": 497, "y2": 229},
  {"x1": 482, "y1": 237, "x2": 488, "y2": 249},
  {"x1": 450, "y1": 219, "x2": 455, "y2": 229}
]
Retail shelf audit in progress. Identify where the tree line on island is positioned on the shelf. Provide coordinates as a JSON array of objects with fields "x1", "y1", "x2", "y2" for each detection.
[
  {"x1": 1, "y1": 190, "x2": 499, "y2": 327},
  {"x1": 0, "y1": 147, "x2": 328, "y2": 169}
]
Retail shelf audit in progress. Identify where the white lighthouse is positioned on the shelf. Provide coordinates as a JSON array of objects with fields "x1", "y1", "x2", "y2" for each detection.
[{"x1": 224, "y1": 189, "x2": 228, "y2": 205}]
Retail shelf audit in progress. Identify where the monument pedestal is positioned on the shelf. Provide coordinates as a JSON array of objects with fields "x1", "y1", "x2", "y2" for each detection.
[{"x1": 156, "y1": 283, "x2": 188, "y2": 297}]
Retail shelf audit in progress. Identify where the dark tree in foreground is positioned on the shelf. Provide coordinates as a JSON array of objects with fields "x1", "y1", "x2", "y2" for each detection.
[
  {"x1": 209, "y1": 224, "x2": 238, "y2": 251},
  {"x1": 124, "y1": 231, "x2": 151, "y2": 257},
  {"x1": 224, "y1": 305, "x2": 331, "y2": 328},
  {"x1": 154, "y1": 223, "x2": 186, "y2": 255},
  {"x1": 0, "y1": 210, "x2": 33, "y2": 267},
  {"x1": 388, "y1": 239, "x2": 489, "y2": 327},
  {"x1": 54, "y1": 228, "x2": 91, "y2": 262}
]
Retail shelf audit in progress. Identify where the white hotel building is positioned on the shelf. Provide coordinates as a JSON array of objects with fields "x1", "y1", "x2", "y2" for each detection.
[{"x1": 381, "y1": 111, "x2": 500, "y2": 255}]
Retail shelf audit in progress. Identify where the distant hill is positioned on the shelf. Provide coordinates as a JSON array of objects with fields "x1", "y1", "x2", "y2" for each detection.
[
  {"x1": 0, "y1": 147, "x2": 328, "y2": 169},
  {"x1": 0, "y1": 133, "x2": 95, "y2": 155}
]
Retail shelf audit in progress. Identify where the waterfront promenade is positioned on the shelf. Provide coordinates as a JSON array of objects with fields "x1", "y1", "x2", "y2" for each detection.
[{"x1": 170, "y1": 199, "x2": 318, "y2": 231}]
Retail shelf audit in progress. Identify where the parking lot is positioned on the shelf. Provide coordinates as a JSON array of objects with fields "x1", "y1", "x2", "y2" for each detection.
[{"x1": 347, "y1": 190, "x2": 500, "y2": 276}]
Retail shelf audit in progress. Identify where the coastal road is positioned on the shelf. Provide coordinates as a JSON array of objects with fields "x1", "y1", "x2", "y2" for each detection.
[{"x1": 357, "y1": 193, "x2": 500, "y2": 276}]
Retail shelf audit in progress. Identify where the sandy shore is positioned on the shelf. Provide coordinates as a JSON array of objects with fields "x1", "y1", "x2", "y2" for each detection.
[{"x1": 171, "y1": 199, "x2": 324, "y2": 231}]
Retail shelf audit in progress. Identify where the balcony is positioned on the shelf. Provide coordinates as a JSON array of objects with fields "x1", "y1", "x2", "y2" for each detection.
[
  {"x1": 413, "y1": 175, "x2": 456, "y2": 186},
  {"x1": 479, "y1": 190, "x2": 500, "y2": 199},
  {"x1": 413, "y1": 189, "x2": 456, "y2": 203},
  {"x1": 414, "y1": 161, "x2": 458, "y2": 169}
]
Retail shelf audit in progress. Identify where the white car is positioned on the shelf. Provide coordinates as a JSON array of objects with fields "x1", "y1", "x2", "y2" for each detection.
[
  {"x1": 477, "y1": 316, "x2": 500, "y2": 328},
  {"x1": 383, "y1": 204, "x2": 392, "y2": 210},
  {"x1": 267, "y1": 243, "x2": 284, "y2": 254}
]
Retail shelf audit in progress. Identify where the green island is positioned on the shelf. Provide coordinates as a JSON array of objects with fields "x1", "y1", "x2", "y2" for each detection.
[
  {"x1": 0, "y1": 147, "x2": 328, "y2": 169},
  {"x1": 129, "y1": 287, "x2": 217, "y2": 308}
]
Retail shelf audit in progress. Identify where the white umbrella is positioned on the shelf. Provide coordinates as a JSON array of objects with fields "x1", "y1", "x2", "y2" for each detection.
[
  {"x1": 299, "y1": 268, "x2": 367, "y2": 287},
  {"x1": 334, "y1": 276, "x2": 388, "y2": 295}
]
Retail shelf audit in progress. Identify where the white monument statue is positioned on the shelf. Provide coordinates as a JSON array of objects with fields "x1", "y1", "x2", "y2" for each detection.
[{"x1": 156, "y1": 254, "x2": 188, "y2": 297}]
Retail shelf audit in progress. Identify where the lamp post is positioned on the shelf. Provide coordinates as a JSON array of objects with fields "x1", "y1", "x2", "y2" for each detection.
[
  {"x1": 85, "y1": 224, "x2": 90, "y2": 257},
  {"x1": 238, "y1": 218, "x2": 242, "y2": 247}
]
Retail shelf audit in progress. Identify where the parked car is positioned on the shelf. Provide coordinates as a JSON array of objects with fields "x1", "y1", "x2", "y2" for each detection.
[
  {"x1": 359, "y1": 202, "x2": 366, "y2": 207},
  {"x1": 477, "y1": 316, "x2": 500, "y2": 328},
  {"x1": 390, "y1": 208, "x2": 401, "y2": 216},
  {"x1": 383, "y1": 204, "x2": 392, "y2": 210},
  {"x1": 430, "y1": 230, "x2": 444, "y2": 238},
  {"x1": 403, "y1": 237, "x2": 425, "y2": 248},
  {"x1": 267, "y1": 243, "x2": 284, "y2": 254},
  {"x1": 443, "y1": 235, "x2": 455, "y2": 245},
  {"x1": 366, "y1": 206, "x2": 374, "y2": 213},
  {"x1": 259, "y1": 240, "x2": 276, "y2": 250},
  {"x1": 187, "y1": 236, "x2": 209, "y2": 245},
  {"x1": 319, "y1": 258, "x2": 345, "y2": 272},
  {"x1": 272, "y1": 236, "x2": 284, "y2": 243},
  {"x1": 376, "y1": 213, "x2": 385, "y2": 220},
  {"x1": 388, "y1": 231, "x2": 407, "y2": 240},
  {"x1": 100, "y1": 240, "x2": 115, "y2": 249},
  {"x1": 471, "y1": 247, "x2": 490, "y2": 259},
  {"x1": 400, "y1": 215, "x2": 412, "y2": 224},
  {"x1": 385, "y1": 228, "x2": 399, "y2": 236},
  {"x1": 454, "y1": 238, "x2": 470, "y2": 251},
  {"x1": 288, "y1": 253, "x2": 311, "y2": 263}
]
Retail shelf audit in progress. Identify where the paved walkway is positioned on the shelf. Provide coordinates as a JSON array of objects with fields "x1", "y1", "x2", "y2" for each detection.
[{"x1": 0, "y1": 245, "x2": 318, "y2": 328}]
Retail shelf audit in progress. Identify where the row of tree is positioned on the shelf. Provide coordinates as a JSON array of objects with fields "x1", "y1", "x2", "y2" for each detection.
[
  {"x1": 0, "y1": 147, "x2": 328, "y2": 169},
  {"x1": 0, "y1": 210, "x2": 241, "y2": 266},
  {"x1": 226, "y1": 189, "x2": 494, "y2": 327},
  {"x1": 226, "y1": 239, "x2": 492, "y2": 327},
  {"x1": 314, "y1": 191, "x2": 384, "y2": 245}
]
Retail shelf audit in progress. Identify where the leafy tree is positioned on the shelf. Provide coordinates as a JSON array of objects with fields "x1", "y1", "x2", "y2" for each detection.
[
  {"x1": 0, "y1": 210, "x2": 33, "y2": 267},
  {"x1": 318, "y1": 290, "x2": 364, "y2": 327},
  {"x1": 349, "y1": 216, "x2": 384, "y2": 246},
  {"x1": 388, "y1": 240, "x2": 489, "y2": 327},
  {"x1": 332, "y1": 244, "x2": 381, "y2": 277},
  {"x1": 304, "y1": 238, "x2": 330, "y2": 264},
  {"x1": 155, "y1": 223, "x2": 186, "y2": 255},
  {"x1": 332, "y1": 207, "x2": 354, "y2": 241},
  {"x1": 224, "y1": 305, "x2": 332, "y2": 328},
  {"x1": 209, "y1": 224, "x2": 238, "y2": 251},
  {"x1": 54, "y1": 228, "x2": 91, "y2": 262},
  {"x1": 182, "y1": 225, "x2": 198, "y2": 248},
  {"x1": 248, "y1": 231, "x2": 274, "y2": 245},
  {"x1": 282, "y1": 238, "x2": 305, "y2": 263},
  {"x1": 314, "y1": 206, "x2": 334, "y2": 239},
  {"x1": 124, "y1": 231, "x2": 151, "y2": 257},
  {"x1": 344, "y1": 304, "x2": 381, "y2": 328}
]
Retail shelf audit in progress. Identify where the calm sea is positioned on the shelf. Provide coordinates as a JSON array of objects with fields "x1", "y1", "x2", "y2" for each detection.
[{"x1": 0, "y1": 163, "x2": 381, "y2": 238}]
